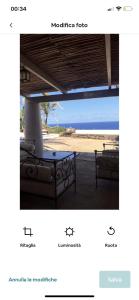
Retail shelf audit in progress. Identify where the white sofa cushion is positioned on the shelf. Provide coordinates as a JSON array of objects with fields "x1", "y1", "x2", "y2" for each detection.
[
  {"x1": 20, "y1": 142, "x2": 35, "y2": 152},
  {"x1": 20, "y1": 163, "x2": 53, "y2": 183},
  {"x1": 96, "y1": 156, "x2": 119, "y2": 170}
]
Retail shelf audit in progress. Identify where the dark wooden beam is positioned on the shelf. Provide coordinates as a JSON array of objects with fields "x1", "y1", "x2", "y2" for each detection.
[
  {"x1": 20, "y1": 53, "x2": 66, "y2": 94},
  {"x1": 28, "y1": 88, "x2": 119, "y2": 103},
  {"x1": 105, "y1": 34, "x2": 111, "y2": 88},
  {"x1": 20, "y1": 89, "x2": 27, "y2": 97},
  {"x1": 22, "y1": 83, "x2": 111, "y2": 96}
]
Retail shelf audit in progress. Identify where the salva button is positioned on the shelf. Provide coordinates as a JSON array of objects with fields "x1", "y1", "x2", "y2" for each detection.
[{"x1": 99, "y1": 271, "x2": 130, "y2": 288}]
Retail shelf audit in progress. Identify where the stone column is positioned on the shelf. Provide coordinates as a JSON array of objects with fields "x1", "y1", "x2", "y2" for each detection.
[{"x1": 24, "y1": 98, "x2": 43, "y2": 155}]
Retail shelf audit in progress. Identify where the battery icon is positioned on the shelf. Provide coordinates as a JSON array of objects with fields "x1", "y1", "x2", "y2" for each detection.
[{"x1": 123, "y1": 6, "x2": 133, "y2": 11}]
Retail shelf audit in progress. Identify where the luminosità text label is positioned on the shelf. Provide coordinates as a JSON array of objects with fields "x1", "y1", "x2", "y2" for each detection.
[{"x1": 58, "y1": 243, "x2": 81, "y2": 247}]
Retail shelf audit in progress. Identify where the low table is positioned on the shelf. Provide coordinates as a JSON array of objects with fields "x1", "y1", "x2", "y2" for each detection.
[{"x1": 38, "y1": 150, "x2": 75, "y2": 161}]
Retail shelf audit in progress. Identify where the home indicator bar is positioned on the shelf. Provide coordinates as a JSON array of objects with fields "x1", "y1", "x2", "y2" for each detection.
[{"x1": 45, "y1": 296, "x2": 95, "y2": 298}]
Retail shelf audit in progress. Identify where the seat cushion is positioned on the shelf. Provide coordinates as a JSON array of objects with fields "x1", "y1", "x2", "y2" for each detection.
[
  {"x1": 96, "y1": 156, "x2": 119, "y2": 170},
  {"x1": 20, "y1": 163, "x2": 53, "y2": 183},
  {"x1": 20, "y1": 142, "x2": 35, "y2": 152}
]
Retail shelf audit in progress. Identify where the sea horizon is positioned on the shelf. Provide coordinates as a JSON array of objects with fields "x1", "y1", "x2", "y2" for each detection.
[{"x1": 48, "y1": 121, "x2": 119, "y2": 130}]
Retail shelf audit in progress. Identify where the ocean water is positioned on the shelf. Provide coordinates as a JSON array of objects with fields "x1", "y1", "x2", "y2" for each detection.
[{"x1": 49, "y1": 121, "x2": 119, "y2": 130}]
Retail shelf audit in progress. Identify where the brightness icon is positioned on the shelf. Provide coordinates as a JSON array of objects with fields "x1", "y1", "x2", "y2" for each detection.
[{"x1": 65, "y1": 227, "x2": 74, "y2": 237}]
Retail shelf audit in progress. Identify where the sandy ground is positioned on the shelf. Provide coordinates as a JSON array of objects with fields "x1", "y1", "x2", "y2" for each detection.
[
  {"x1": 20, "y1": 131, "x2": 118, "y2": 152},
  {"x1": 43, "y1": 136, "x2": 117, "y2": 152}
]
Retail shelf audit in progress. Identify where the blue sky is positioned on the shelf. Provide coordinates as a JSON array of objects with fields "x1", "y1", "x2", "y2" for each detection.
[
  {"x1": 48, "y1": 96, "x2": 119, "y2": 125},
  {"x1": 20, "y1": 86, "x2": 119, "y2": 124},
  {"x1": 47, "y1": 86, "x2": 119, "y2": 124}
]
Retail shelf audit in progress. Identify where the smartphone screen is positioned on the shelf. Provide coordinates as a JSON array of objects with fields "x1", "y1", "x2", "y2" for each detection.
[{"x1": 0, "y1": 1, "x2": 138, "y2": 299}]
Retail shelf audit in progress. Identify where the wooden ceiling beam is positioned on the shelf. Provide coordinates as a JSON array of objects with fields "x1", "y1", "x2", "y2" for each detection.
[
  {"x1": 27, "y1": 88, "x2": 119, "y2": 103},
  {"x1": 20, "y1": 89, "x2": 28, "y2": 97},
  {"x1": 20, "y1": 53, "x2": 66, "y2": 94},
  {"x1": 20, "y1": 82, "x2": 113, "y2": 96},
  {"x1": 105, "y1": 34, "x2": 111, "y2": 88}
]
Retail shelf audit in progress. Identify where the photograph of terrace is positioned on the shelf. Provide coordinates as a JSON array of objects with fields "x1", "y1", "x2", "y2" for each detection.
[{"x1": 20, "y1": 34, "x2": 119, "y2": 210}]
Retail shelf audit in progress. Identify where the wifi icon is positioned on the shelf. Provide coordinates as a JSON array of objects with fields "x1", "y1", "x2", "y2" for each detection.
[{"x1": 116, "y1": 6, "x2": 122, "y2": 11}]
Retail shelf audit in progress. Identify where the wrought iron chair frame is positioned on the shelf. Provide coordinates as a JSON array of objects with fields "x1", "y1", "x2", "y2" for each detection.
[
  {"x1": 95, "y1": 150, "x2": 119, "y2": 188},
  {"x1": 20, "y1": 149, "x2": 77, "y2": 207}
]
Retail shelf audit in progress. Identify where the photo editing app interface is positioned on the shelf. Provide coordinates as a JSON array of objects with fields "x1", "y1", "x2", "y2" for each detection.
[{"x1": 0, "y1": 1, "x2": 139, "y2": 299}]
